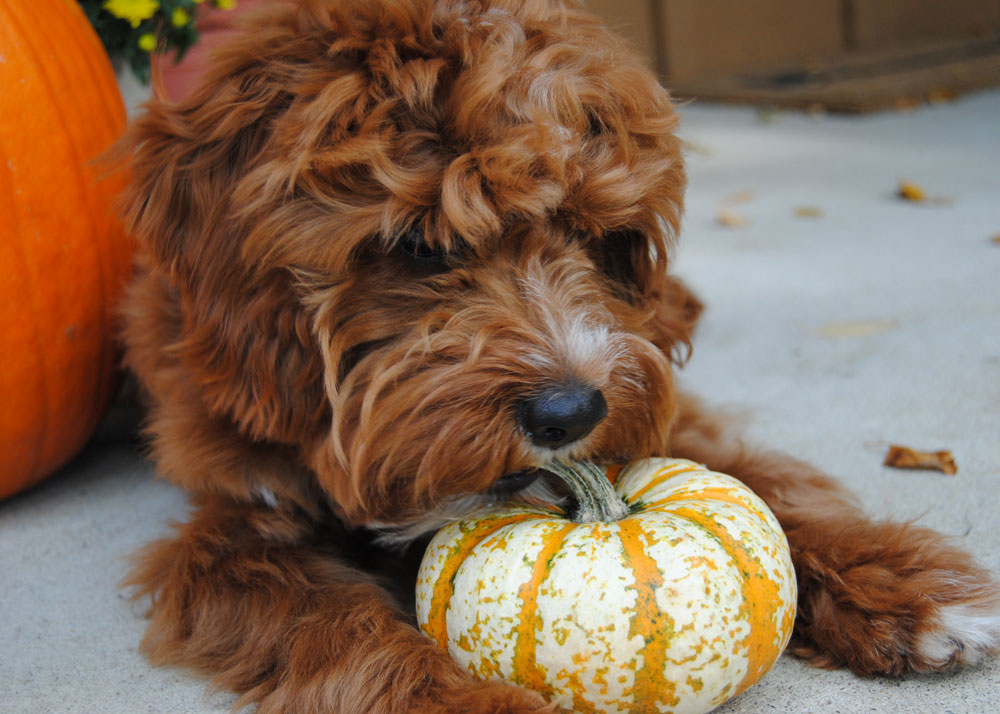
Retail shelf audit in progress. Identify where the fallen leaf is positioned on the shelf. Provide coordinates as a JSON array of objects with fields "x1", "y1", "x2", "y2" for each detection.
[
  {"x1": 897, "y1": 180, "x2": 954, "y2": 205},
  {"x1": 815, "y1": 319, "x2": 898, "y2": 339},
  {"x1": 898, "y1": 180, "x2": 926, "y2": 202},
  {"x1": 991, "y1": 234, "x2": 1000, "y2": 245},
  {"x1": 884, "y1": 445, "x2": 957, "y2": 475},
  {"x1": 794, "y1": 206, "x2": 824, "y2": 219},
  {"x1": 724, "y1": 190, "x2": 754, "y2": 204},
  {"x1": 716, "y1": 206, "x2": 749, "y2": 228}
]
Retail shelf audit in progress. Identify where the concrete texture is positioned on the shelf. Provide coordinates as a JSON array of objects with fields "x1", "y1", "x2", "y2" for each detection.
[{"x1": 3, "y1": 90, "x2": 1000, "y2": 713}]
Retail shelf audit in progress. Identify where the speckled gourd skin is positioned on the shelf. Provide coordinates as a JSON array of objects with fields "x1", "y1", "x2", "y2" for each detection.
[{"x1": 415, "y1": 458, "x2": 797, "y2": 714}]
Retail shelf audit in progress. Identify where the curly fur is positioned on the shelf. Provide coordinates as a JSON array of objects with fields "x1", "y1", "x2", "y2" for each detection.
[{"x1": 118, "y1": 1, "x2": 1000, "y2": 712}]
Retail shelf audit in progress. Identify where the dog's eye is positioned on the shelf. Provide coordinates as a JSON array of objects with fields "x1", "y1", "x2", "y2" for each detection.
[
  {"x1": 596, "y1": 228, "x2": 649, "y2": 300},
  {"x1": 396, "y1": 226, "x2": 448, "y2": 270}
]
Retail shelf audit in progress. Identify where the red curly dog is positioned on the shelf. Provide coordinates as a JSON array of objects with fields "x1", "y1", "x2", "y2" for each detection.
[{"x1": 119, "y1": 1, "x2": 1000, "y2": 712}]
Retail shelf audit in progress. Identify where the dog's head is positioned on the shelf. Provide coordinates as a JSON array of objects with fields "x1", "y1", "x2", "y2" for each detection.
[{"x1": 123, "y1": 0, "x2": 700, "y2": 528}]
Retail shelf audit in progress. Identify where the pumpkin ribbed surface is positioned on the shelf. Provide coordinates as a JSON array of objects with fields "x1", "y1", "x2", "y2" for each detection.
[
  {"x1": 0, "y1": 0, "x2": 129, "y2": 499},
  {"x1": 416, "y1": 458, "x2": 797, "y2": 714}
]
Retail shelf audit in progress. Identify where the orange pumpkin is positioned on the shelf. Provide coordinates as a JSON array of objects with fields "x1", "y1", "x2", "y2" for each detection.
[{"x1": 0, "y1": 0, "x2": 130, "y2": 499}]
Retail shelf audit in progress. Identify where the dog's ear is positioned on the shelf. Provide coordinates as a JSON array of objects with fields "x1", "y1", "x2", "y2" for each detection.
[
  {"x1": 650, "y1": 275, "x2": 703, "y2": 366},
  {"x1": 118, "y1": 63, "x2": 283, "y2": 280},
  {"x1": 596, "y1": 229, "x2": 700, "y2": 365},
  {"x1": 116, "y1": 8, "x2": 350, "y2": 447}
]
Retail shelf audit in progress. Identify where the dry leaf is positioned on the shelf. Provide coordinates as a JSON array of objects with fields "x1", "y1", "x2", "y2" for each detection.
[
  {"x1": 884, "y1": 445, "x2": 957, "y2": 475},
  {"x1": 898, "y1": 181, "x2": 926, "y2": 202},
  {"x1": 896, "y1": 180, "x2": 954, "y2": 205},
  {"x1": 794, "y1": 206, "x2": 824, "y2": 219},
  {"x1": 991, "y1": 234, "x2": 1000, "y2": 245},
  {"x1": 716, "y1": 207, "x2": 748, "y2": 228},
  {"x1": 724, "y1": 190, "x2": 754, "y2": 205},
  {"x1": 815, "y1": 319, "x2": 897, "y2": 339}
]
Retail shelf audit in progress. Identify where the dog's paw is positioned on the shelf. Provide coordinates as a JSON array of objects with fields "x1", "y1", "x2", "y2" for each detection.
[
  {"x1": 913, "y1": 597, "x2": 1000, "y2": 670},
  {"x1": 431, "y1": 680, "x2": 555, "y2": 714},
  {"x1": 790, "y1": 521, "x2": 1000, "y2": 676}
]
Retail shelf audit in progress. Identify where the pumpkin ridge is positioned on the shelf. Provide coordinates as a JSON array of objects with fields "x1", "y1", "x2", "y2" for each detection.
[
  {"x1": 0, "y1": 136, "x2": 47, "y2": 491},
  {"x1": 667, "y1": 505, "x2": 790, "y2": 700},
  {"x1": 643, "y1": 488, "x2": 770, "y2": 526},
  {"x1": 38, "y1": 0, "x2": 116, "y2": 438},
  {"x1": 5, "y1": 0, "x2": 106, "y2": 461},
  {"x1": 425, "y1": 512, "x2": 543, "y2": 649},
  {"x1": 625, "y1": 462, "x2": 702, "y2": 503},
  {"x1": 65, "y1": 0, "x2": 125, "y2": 139},
  {"x1": 512, "y1": 521, "x2": 576, "y2": 699},
  {"x1": 549, "y1": 523, "x2": 611, "y2": 714},
  {"x1": 617, "y1": 517, "x2": 680, "y2": 711}
]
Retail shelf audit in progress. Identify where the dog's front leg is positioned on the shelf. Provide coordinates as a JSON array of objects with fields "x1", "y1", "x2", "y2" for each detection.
[
  {"x1": 127, "y1": 496, "x2": 552, "y2": 714},
  {"x1": 668, "y1": 394, "x2": 1000, "y2": 676}
]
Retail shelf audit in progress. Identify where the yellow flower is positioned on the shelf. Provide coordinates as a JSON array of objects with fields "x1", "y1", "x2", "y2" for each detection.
[
  {"x1": 216, "y1": 0, "x2": 237, "y2": 9},
  {"x1": 102, "y1": 0, "x2": 160, "y2": 28},
  {"x1": 137, "y1": 33, "x2": 157, "y2": 52},
  {"x1": 171, "y1": 7, "x2": 191, "y2": 26}
]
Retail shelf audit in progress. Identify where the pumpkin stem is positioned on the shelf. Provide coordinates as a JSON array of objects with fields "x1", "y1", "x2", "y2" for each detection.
[{"x1": 544, "y1": 460, "x2": 630, "y2": 523}]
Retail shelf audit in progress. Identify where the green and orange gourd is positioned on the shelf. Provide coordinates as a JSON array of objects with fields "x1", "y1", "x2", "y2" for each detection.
[{"x1": 416, "y1": 458, "x2": 797, "y2": 714}]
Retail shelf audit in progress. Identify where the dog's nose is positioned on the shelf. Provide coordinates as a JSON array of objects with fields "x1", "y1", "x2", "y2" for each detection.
[{"x1": 519, "y1": 383, "x2": 607, "y2": 449}]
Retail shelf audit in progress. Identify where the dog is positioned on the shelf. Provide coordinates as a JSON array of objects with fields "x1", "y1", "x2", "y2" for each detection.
[{"x1": 118, "y1": 1, "x2": 1000, "y2": 712}]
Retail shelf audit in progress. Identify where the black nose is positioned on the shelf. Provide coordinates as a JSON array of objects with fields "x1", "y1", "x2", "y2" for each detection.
[{"x1": 519, "y1": 383, "x2": 607, "y2": 449}]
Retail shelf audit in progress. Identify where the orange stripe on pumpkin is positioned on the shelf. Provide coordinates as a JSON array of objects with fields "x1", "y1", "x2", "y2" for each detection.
[
  {"x1": 627, "y1": 462, "x2": 703, "y2": 503},
  {"x1": 425, "y1": 512, "x2": 543, "y2": 649},
  {"x1": 645, "y1": 488, "x2": 771, "y2": 526},
  {"x1": 668, "y1": 506, "x2": 790, "y2": 700},
  {"x1": 617, "y1": 518, "x2": 680, "y2": 711},
  {"x1": 512, "y1": 522, "x2": 576, "y2": 698}
]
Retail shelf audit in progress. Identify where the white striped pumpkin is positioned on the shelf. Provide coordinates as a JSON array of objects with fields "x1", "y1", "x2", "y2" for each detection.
[{"x1": 415, "y1": 458, "x2": 796, "y2": 714}]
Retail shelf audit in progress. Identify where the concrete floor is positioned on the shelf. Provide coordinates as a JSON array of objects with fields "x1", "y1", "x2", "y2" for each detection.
[{"x1": 2, "y1": 90, "x2": 999, "y2": 713}]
